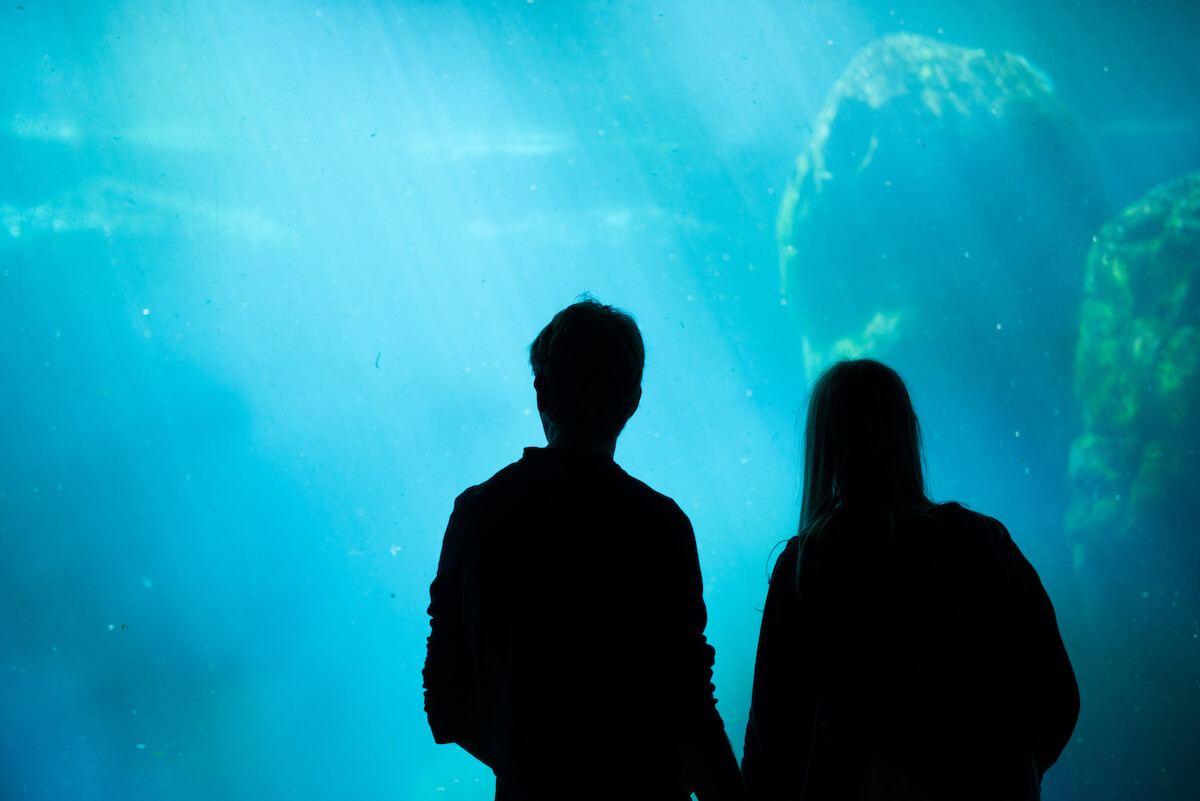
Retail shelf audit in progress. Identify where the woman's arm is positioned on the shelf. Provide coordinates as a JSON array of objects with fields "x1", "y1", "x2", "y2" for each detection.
[
  {"x1": 742, "y1": 539, "x2": 820, "y2": 801},
  {"x1": 1012, "y1": 545, "x2": 1080, "y2": 777}
]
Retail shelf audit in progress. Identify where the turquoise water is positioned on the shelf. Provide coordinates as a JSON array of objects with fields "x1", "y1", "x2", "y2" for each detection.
[{"x1": 2, "y1": 2, "x2": 1196, "y2": 799}]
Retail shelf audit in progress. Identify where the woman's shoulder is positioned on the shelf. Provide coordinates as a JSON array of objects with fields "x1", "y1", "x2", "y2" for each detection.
[
  {"x1": 788, "y1": 502, "x2": 1015, "y2": 573},
  {"x1": 923, "y1": 501, "x2": 1008, "y2": 532},
  {"x1": 771, "y1": 535, "x2": 802, "y2": 570},
  {"x1": 923, "y1": 501, "x2": 1019, "y2": 568},
  {"x1": 794, "y1": 507, "x2": 888, "y2": 574}
]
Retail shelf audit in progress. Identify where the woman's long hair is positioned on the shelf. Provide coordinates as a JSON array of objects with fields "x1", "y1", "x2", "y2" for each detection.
[{"x1": 798, "y1": 359, "x2": 932, "y2": 543}]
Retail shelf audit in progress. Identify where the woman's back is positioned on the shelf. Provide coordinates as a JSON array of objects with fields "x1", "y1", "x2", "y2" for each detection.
[{"x1": 742, "y1": 502, "x2": 1078, "y2": 801}]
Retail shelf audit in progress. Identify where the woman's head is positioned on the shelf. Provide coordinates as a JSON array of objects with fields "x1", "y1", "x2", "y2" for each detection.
[{"x1": 800, "y1": 359, "x2": 929, "y2": 530}]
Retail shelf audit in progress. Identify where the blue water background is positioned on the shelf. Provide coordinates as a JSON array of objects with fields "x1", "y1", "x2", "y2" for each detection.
[{"x1": 1, "y1": 1, "x2": 1196, "y2": 799}]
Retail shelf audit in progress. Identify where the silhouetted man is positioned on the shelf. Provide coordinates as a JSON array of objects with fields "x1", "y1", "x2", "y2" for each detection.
[{"x1": 424, "y1": 297, "x2": 743, "y2": 801}]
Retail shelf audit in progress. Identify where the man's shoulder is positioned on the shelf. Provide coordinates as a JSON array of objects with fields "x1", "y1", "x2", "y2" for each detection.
[
  {"x1": 451, "y1": 450, "x2": 692, "y2": 530},
  {"x1": 612, "y1": 468, "x2": 690, "y2": 524},
  {"x1": 452, "y1": 458, "x2": 527, "y2": 507},
  {"x1": 630, "y1": 479, "x2": 683, "y2": 514}
]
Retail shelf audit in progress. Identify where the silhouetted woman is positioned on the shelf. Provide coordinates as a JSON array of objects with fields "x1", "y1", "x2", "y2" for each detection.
[{"x1": 741, "y1": 359, "x2": 1078, "y2": 801}]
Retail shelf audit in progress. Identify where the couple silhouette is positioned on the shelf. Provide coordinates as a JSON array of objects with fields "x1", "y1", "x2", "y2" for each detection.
[{"x1": 423, "y1": 298, "x2": 1079, "y2": 801}]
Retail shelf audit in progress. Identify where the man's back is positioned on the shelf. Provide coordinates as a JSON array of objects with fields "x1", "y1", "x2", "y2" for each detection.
[{"x1": 424, "y1": 447, "x2": 735, "y2": 800}]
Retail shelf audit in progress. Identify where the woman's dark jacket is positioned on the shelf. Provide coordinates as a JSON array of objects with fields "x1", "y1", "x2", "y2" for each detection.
[{"x1": 741, "y1": 503, "x2": 1079, "y2": 801}]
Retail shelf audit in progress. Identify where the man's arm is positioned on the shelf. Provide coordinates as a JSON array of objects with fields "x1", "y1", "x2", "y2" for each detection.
[
  {"x1": 423, "y1": 496, "x2": 492, "y2": 766},
  {"x1": 668, "y1": 513, "x2": 744, "y2": 801}
]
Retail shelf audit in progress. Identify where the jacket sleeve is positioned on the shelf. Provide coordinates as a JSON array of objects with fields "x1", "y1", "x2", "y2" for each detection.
[
  {"x1": 669, "y1": 511, "x2": 745, "y2": 801},
  {"x1": 1010, "y1": 541, "x2": 1080, "y2": 778},
  {"x1": 422, "y1": 495, "x2": 482, "y2": 753},
  {"x1": 742, "y1": 538, "x2": 817, "y2": 801}
]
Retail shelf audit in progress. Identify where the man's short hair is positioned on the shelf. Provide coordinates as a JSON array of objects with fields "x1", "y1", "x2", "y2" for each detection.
[{"x1": 530, "y1": 296, "x2": 645, "y2": 439}]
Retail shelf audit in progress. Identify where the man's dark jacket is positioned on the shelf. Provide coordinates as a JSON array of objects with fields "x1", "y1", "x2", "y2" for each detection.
[
  {"x1": 424, "y1": 447, "x2": 741, "y2": 800},
  {"x1": 742, "y1": 503, "x2": 1079, "y2": 801}
]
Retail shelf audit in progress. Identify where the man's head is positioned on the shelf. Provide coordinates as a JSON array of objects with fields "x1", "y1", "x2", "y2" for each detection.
[{"x1": 529, "y1": 296, "x2": 644, "y2": 448}]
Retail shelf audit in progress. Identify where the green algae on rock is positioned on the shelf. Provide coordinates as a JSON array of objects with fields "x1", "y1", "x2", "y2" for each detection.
[{"x1": 1068, "y1": 172, "x2": 1200, "y2": 543}]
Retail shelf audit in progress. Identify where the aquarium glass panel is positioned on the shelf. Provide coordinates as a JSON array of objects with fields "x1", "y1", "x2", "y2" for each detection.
[{"x1": 2, "y1": 2, "x2": 1196, "y2": 799}]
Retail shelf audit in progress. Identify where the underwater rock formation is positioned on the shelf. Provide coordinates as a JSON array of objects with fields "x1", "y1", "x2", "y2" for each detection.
[
  {"x1": 777, "y1": 32, "x2": 1104, "y2": 389},
  {"x1": 776, "y1": 32, "x2": 1107, "y2": 531},
  {"x1": 1064, "y1": 175, "x2": 1199, "y2": 800},
  {"x1": 1068, "y1": 172, "x2": 1200, "y2": 547}
]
